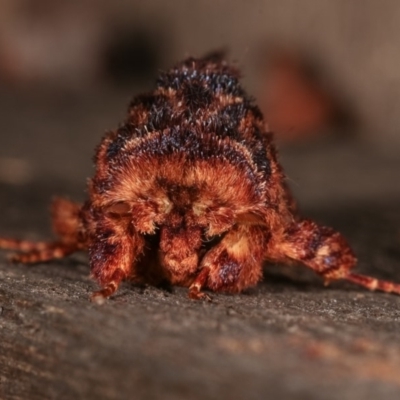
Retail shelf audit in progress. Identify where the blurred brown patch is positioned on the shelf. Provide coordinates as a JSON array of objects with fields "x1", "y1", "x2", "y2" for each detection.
[{"x1": 257, "y1": 47, "x2": 354, "y2": 142}]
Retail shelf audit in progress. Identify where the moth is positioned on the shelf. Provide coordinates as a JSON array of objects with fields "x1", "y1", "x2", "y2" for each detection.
[{"x1": 1, "y1": 53, "x2": 399, "y2": 302}]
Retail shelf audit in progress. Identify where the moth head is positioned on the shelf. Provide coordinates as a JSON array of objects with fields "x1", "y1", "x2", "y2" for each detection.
[{"x1": 105, "y1": 186, "x2": 263, "y2": 240}]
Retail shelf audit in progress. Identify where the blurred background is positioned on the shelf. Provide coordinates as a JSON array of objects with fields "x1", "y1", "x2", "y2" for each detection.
[{"x1": 0, "y1": 0, "x2": 399, "y2": 209}]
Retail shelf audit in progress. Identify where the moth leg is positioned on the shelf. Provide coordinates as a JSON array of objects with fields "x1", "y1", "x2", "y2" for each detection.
[
  {"x1": 269, "y1": 219, "x2": 400, "y2": 295},
  {"x1": 90, "y1": 268, "x2": 128, "y2": 304},
  {"x1": 0, "y1": 197, "x2": 86, "y2": 263},
  {"x1": 0, "y1": 238, "x2": 79, "y2": 263},
  {"x1": 0, "y1": 238, "x2": 57, "y2": 252},
  {"x1": 188, "y1": 267, "x2": 211, "y2": 300},
  {"x1": 189, "y1": 225, "x2": 268, "y2": 299},
  {"x1": 87, "y1": 210, "x2": 145, "y2": 303},
  {"x1": 3, "y1": 241, "x2": 79, "y2": 263}
]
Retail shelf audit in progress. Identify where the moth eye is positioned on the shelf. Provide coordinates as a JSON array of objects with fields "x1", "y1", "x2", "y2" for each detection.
[{"x1": 104, "y1": 202, "x2": 131, "y2": 217}]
